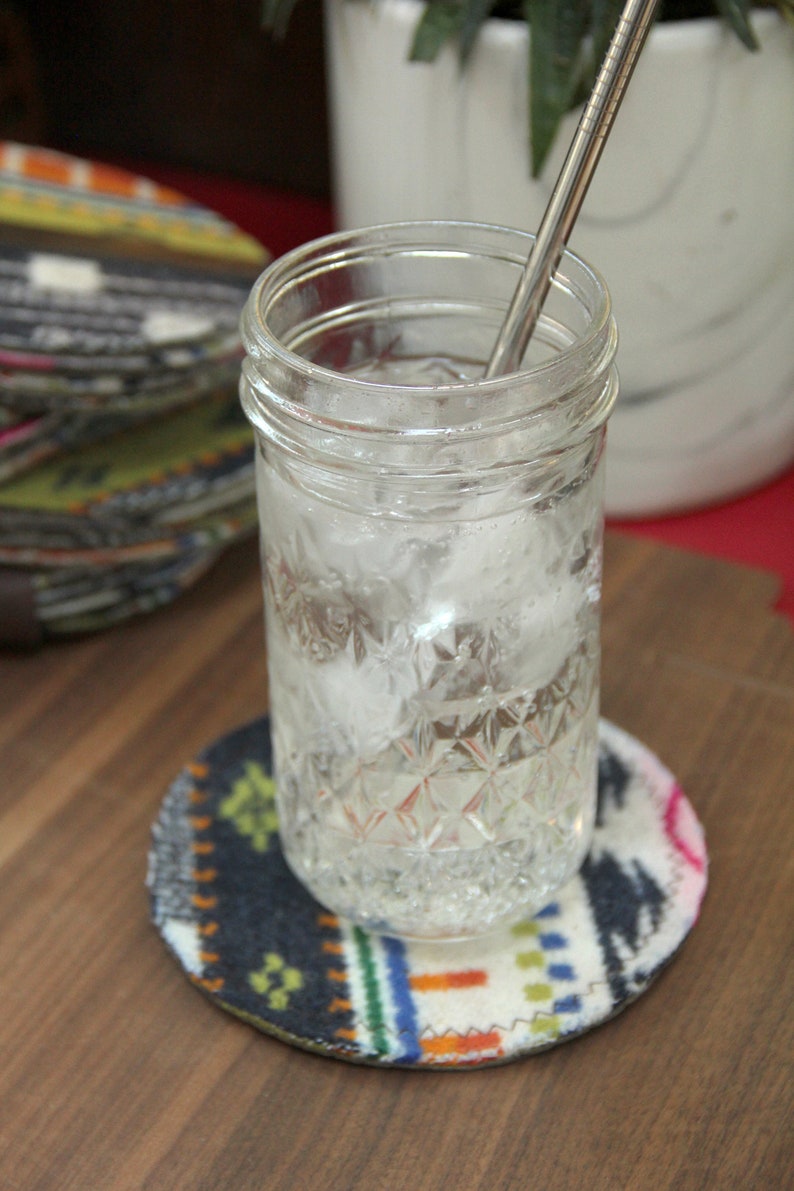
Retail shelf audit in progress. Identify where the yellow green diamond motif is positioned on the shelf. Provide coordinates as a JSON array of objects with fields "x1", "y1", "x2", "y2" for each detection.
[
  {"x1": 219, "y1": 760, "x2": 279, "y2": 852},
  {"x1": 249, "y1": 952, "x2": 304, "y2": 1011}
]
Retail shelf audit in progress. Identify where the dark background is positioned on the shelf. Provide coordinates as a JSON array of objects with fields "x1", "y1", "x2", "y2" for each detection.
[{"x1": 0, "y1": 0, "x2": 332, "y2": 195}]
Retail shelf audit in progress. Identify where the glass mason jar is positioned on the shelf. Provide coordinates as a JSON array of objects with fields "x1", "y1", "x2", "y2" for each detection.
[{"x1": 240, "y1": 221, "x2": 618, "y2": 940}]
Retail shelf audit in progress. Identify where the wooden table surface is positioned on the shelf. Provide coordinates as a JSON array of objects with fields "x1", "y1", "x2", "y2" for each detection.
[{"x1": 1, "y1": 531, "x2": 792, "y2": 1190}]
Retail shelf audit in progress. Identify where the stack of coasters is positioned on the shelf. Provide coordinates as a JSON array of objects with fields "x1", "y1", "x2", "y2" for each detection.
[
  {"x1": 149, "y1": 716, "x2": 708, "y2": 1069},
  {"x1": 0, "y1": 142, "x2": 269, "y2": 644}
]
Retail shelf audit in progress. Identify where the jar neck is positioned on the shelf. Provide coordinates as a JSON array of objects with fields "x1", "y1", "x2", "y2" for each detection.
[{"x1": 240, "y1": 222, "x2": 618, "y2": 467}]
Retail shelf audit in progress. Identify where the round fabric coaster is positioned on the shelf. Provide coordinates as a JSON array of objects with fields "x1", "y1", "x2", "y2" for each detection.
[{"x1": 148, "y1": 716, "x2": 708, "y2": 1069}]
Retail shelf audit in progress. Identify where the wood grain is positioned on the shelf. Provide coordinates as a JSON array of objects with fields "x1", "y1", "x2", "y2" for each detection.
[{"x1": 1, "y1": 532, "x2": 791, "y2": 1191}]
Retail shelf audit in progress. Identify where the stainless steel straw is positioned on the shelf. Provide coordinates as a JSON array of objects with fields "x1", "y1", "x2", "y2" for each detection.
[{"x1": 485, "y1": 0, "x2": 662, "y2": 377}]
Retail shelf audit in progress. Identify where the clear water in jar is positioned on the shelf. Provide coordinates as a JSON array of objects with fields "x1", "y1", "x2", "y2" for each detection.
[{"x1": 260, "y1": 353, "x2": 602, "y2": 939}]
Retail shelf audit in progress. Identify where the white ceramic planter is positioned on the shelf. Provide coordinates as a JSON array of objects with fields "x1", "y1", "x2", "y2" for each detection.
[{"x1": 325, "y1": 0, "x2": 794, "y2": 516}]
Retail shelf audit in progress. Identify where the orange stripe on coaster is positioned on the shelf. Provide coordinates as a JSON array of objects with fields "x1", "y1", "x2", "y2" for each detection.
[
  {"x1": 327, "y1": 969, "x2": 347, "y2": 983},
  {"x1": 192, "y1": 975, "x2": 224, "y2": 993},
  {"x1": 199, "y1": 951, "x2": 220, "y2": 965},
  {"x1": 190, "y1": 815, "x2": 212, "y2": 831},
  {"x1": 335, "y1": 1027, "x2": 357, "y2": 1042},
  {"x1": 150, "y1": 182, "x2": 189, "y2": 207},
  {"x1": 192, "y1": 841, "x2": 215, "y2": 855},
  {"x1": 188, "y1": 762, "x2": 209, "y2": 779},
  {"x1": 317, "y1": 913, "x2": 339, "y2": 929},
  {"x1": 328, "y1": 998, "x2": 352, "y2": 1014},
  {"x1": 87, "y1": 162, "x2": 138, "y2": 198},
  {"x1": 192, "y1": 868, "x2": 218, "y2": 882},
  {"x1": 191, "y1": 893, "x2": 217, "y2": 910},
  {"x1": 189, "y1": 789, "x2": 208, "y2": 805},
  {"x1": 322, "y1": 941, "x2": 344, "y2": 955},
  {"x1": 422, "y1": 1030, "x2": 503, "y2": 1058},
  {"x1": 410, "y1": 970, "x2": 487, "y2": 992},
  {"x1": 23, "y1": 149, "x2": 72, "y2": 187},
  {"x1": 199, "y1": 921, "x2": 219, "y2": 937}
]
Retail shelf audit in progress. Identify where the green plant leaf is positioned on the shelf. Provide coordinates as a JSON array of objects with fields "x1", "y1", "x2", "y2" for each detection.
[
  {"x1": 409, "y1": 0, "x2": 467, "y2": 61},
  {"x1": 525, "y1": 0, "x2": 592, "y2": 176},
  {"x1": 713, "y1": 0, "x2": 760, "y2": 48},
  {"x1": 410, "y1": 2, "x2": 518, "y2": 67},
  {"x1": 460, "y1": 0, "x2": 500, "y2": 62}
]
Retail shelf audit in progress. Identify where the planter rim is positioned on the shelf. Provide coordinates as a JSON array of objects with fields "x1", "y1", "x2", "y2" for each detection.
[{"x1": 350, "y1": 0, "x2": 786, "y2": 55}]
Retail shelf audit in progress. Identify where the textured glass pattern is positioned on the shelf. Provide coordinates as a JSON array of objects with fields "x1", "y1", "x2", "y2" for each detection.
[{"x1": 262, "y1": 467, "x2": 603, "y2": 939}]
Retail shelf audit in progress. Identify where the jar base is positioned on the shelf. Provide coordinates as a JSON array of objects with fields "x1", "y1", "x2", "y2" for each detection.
[{"x1": 280, "y1": 829, "x2": 594, "y2": 943}]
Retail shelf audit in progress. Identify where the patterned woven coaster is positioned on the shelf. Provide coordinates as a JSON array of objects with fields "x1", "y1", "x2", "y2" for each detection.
[
  {"x1": 0, "y1": 142, "x2": 267, "y2": 644},
  {"x1": 0, "y1": 140, "x2": 267, "y2": 418},
  {"x1": 148, "y1": 716, "x2": 707, "y2": 1069},
  {"x1": 0, "y1": 388, "x2": 254, "y2": 553}
]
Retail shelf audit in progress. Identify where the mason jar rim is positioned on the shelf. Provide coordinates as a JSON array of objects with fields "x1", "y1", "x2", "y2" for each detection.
[{"x1": 240, "y1": 220, "x2": 617, "y2": 440}]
